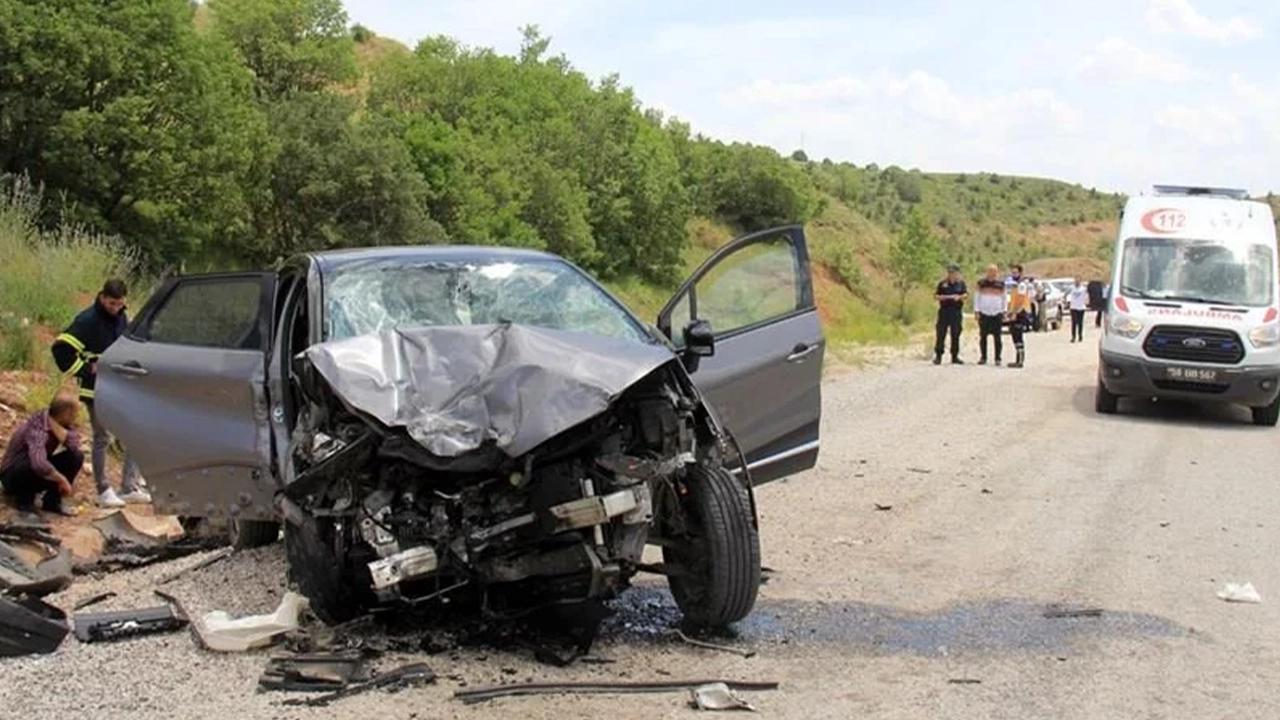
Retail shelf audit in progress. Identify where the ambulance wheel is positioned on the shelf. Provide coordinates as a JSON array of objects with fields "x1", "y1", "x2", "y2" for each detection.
[
  {"x1": 1251, "y1": 395, "x2": 1280, "y2": 427},
  {"x1": 1095, "y1": 380, "x2": 1119, "y2": 414}
]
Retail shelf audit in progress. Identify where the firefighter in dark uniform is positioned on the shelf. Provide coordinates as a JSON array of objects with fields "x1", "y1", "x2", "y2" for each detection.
[
  {"x1": 933, "y1": 264, "x2": 968, "y2": 365},
  {"x1": 51, "y1": 279, "x2": 149, "y2": 508}
]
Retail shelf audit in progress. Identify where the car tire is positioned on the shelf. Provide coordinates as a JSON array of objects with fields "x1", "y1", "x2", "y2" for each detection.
[
  {"x1": 1095, "y1": 379, "x2": 1119, "y2": 414},
  {"x1": 1251, "y1": 395, "x2": 1280, "y2": 427},
  {"x1": 664, "y1": 463, "x2": 760, "y2": 628},
  {"x1": 228, "y1": 519, "x2": 280, "y2": 549},
  {"x1": 284, "y1": 518, "x2": 370, "y2": 625}
]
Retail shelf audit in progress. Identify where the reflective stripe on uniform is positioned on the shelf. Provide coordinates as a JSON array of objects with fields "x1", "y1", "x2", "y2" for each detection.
[
  {"x1": 78, "y1": 387, "x2": 95, "y2": 399},
  {"x1": 56, "y1": 333, "x2": 86, "y2": 352}
]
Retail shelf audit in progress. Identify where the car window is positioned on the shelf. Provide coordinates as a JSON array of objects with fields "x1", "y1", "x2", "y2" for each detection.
[
  {"x1": 324, "y1": 258, "x2": 649, "y2": 344},
  {"x1": 145, "y1": 278, "x2": 264, "y2": 350},
  {"x1": 694, "y1": 235, "x2": 800, "y2": 336}
]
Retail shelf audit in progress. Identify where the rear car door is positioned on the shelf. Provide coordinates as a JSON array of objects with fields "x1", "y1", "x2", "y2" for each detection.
[
  {"x1": 96, "y1": 273, "x2": 277, "y2": 521},
  {"x1": 658, "y1": 225, "x2": 824, "y2": 484}
]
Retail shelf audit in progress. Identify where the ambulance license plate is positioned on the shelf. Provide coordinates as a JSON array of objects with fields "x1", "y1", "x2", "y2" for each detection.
[{"x1": 1162, "y1": 366, "x2": 1218, "y2": 383}]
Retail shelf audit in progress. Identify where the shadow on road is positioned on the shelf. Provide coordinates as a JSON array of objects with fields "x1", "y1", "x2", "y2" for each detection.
[
  {"x1": 603, "y1": 586, "x2": 1192, "y2": 657},
  {"x1": 1069, "y1": 385, "x2": 1263, "y2": 430}
]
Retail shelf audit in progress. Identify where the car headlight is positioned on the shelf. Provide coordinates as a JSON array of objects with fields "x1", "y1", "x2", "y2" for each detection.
[
  {"x1": 1249, "y1": 323, "x2": 1280, "y2": 348},
  {"x1": 1108, "y1": 314, "x2": 1144, "y2": 339}
]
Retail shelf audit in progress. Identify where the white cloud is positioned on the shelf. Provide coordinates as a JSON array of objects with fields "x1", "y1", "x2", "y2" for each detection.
[
  {"x1": 1154, "y1": 105, "x2": 1244, "y2": 146},
  {"x1": 1145, "y1": 0, "x2": 1261, "y2": 42},
  {"x1": 730, "y1": 71, "x2": 1082, "y2": 135},
  {"x1": 1074, "y1": 37, "x2": 1199, "y2": 83}
]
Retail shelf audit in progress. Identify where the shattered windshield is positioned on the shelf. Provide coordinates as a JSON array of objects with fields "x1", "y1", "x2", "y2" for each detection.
[
  {"x1": 323, "y1": 258, "x2": 649, "y2": 343},
  {"x1": 1120, "y1": 237, "x2": 1274, "y2": 307}
]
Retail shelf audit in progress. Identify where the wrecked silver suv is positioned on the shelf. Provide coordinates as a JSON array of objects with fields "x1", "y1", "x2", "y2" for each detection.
[{"x1": 96, "y1": 226, "x2": 823, "y2": 627}]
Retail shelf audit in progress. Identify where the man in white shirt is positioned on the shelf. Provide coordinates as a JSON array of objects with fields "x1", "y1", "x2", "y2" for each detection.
[
  {"x1": 1068, "y1": 279, "x2": 1089, "y2": 342},
  {"x1": 974, "y1": 265, "x2": 1006, "y2": 365}
]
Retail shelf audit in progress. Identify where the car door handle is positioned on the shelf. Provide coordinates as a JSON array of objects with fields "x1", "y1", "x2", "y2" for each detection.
[
  {"x1": 110, "y1": 361, "x2": 150, "y2": 377},
  {"x1": 787, "y1": 343, "x2": 818, "y2": 363}
]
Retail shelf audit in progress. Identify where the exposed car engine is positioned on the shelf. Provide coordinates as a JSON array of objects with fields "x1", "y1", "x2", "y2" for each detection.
[{"x1": 281, "y1": 361, "x2": 722, "y2": 624}]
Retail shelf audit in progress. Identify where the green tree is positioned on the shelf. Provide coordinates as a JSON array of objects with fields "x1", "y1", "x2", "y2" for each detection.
[
  {"x1": 0, "y1": 0, "x2": 265, "y2": 262},
  {"x1": 207, "y1": 0, "x2": 356, "y2": 98},
  {"x1": 234, "y1": 92, "x2": 437, "y2": 259},
  {"x1": 888, "y1": 209, "x2": 941, "y2": 320}
]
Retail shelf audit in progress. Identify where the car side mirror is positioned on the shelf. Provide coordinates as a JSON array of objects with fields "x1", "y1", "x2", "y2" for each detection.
[{"x1": 682, "y1": 319, "x2": 715, "y2": 357}]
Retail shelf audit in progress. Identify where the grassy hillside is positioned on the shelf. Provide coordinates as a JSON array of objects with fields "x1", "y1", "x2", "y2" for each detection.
[{"x1": 608, "y1": 164, "x2": 1124, "y2": 348}]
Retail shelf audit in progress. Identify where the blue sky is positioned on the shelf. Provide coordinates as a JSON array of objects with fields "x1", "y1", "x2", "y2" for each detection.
[{"x1": 346, "y1": 0, "x2": 1280, "y2": 194}]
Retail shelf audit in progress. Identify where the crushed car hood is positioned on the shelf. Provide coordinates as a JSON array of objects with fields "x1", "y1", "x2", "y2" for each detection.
[{"x1": 305, "y1": 323, "x2": 675, "y2": 458}]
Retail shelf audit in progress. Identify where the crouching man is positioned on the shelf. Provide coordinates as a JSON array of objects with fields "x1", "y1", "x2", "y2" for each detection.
[{"x1": 0, "y1": 392, "x2": 83, "y2": 516}]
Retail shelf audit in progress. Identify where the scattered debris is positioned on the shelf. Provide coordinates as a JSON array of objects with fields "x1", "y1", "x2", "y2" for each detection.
[
  {"x1": 907, "y1": 467, "x2": 932, "y2": 474},
  {"x1": 675, "y1": 629, "x2": 756, "y2": 658},
  {"x1": 259, "y1": 652, "x2": 372, "y2": 692},
  {"x1": 948, "y1": 678, "x2": 983, "y2": 685},
  {"x1": 980, "y1": 488, "x2": 993, "y2": 495},
  {"x1": 0, "y1": 521, "x2": 61, "y2": 549},
  {"x1": 282, "y1": 662, "x2": 436, "y2": 707},
  {"x1": 0, "y1": 594, "x2": 69, "y2": 657},
  {"x1": 156, "y1": 547, "x2": 234, "y2": 586},
  {"x1": 1217, "y1": 582, "x2": 1262, "y2": 604},
  {"x1": 199, "y1": 591, "x2": 308, "y2": 652},
  {"x1": 0, "y1": 542, "x2": 72, "y2": 596},
  {"x1": 93, "y1": 509, "x2": 184, "y2": 546},
  {"x1": 73, "y1": 591, "x2": 118, "y2": 611},
  {"x1": 1044, "y1": 606, "x2": 1104, "y2": 619},
  {"x1": 690, "y1": 682, "x2": 757, "y2": 711},
  {"x1": 873, "y1": 503, "x2": 893, "y2": 512},
  {"x1": 152, "y1": 589, "x2": 204, "y2": 650},
  {"x1": 455, "y1": 679, "x2": 780, "y2": 705},
  {"x1": 73, "y1": 605, "x2": 187, "y2": 643},
  {"x1": 1159, "y1": 522, "x2": 1171, "y2": 528}
]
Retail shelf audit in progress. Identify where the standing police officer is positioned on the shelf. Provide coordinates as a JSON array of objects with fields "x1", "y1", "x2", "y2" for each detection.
[{"x1": 933, "y1": 264, "x2": 968, "y2": 365}]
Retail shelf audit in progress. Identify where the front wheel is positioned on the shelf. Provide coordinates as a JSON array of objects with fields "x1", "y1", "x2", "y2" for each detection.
[
  {"x1": 1095, "y1": 379, "x2": 1119, "y2": 414},
  {"x1": 664, "y1": 463, "x2": 761, "y2": 628},
  {"x1": 1251, "y1": 394, "x2": 1280, "y2": 427},
  {"x1": 284, "y1": 518, "x2": 371, "y2": 625}
]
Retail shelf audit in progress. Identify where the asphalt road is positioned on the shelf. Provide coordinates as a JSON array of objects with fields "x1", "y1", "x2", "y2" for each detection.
[{"x1": 4, "y1": 327, "x2": 1278, "y2": 719}]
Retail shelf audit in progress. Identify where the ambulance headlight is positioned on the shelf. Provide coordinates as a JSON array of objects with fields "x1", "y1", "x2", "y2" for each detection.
[
  {"x1": 1248, "y1": 323, "x2": 1280, "y2": 348},
  {"x1": 1108, "y1": 315, "x2": 1144, "y2": 339}
]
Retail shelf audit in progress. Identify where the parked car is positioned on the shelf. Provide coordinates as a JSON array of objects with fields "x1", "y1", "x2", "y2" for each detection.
[
  {"x1": 95, "y1": 226, "x2": 824, "y2": 628},
  {"x1": 1035, "y1": 280, "x2": 1068, "y2": 332}
]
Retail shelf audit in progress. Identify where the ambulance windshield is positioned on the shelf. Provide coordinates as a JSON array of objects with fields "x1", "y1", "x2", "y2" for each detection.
[{"x1": 1120, "y1": 237, "x2": 1274, "y2": 307}]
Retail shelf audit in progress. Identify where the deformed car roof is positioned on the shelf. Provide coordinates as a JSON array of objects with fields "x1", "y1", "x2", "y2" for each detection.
[{"x1": 309, "y1": 245, "x2": 564, "y2": 274}]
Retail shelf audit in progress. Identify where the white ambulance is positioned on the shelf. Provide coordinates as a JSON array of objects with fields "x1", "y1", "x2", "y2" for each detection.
[{"x1": 1096, "y1": 185, "x2": 1280, "y2": 426}]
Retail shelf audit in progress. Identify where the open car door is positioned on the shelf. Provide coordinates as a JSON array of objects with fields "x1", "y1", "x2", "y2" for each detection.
[
  {"x1": 96, "y1": 273, "x2": 277, "y2": 521},
  {"x1": 658, "y1": 225, "x2": 823, "y2": 484}
]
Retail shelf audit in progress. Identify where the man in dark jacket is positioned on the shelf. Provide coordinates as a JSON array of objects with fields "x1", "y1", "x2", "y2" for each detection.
[
  {"x1": 933, "y1": 264, "x2": 968, "y2": 365},
  {"x1": 0, "y1": 392, "x2": 83, "y2": 516},
  {"x1": 51, "y1": 279, "x2": 148, "y2": 508}
]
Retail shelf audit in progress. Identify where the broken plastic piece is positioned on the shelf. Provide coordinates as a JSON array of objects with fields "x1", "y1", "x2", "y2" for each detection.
[
  {"x1": 73, "y1": 605, "x2": 186, "y2": 643},
  {"x1": 0, "y1": 595, "x2": 69, "y2": 657},
  {"x1": 199, "y1": 592, "x2": 308, "y2": 652},
  {"x1": 1217, "y1": 582, "x2": 1262, "y2": 604},
  {"x1": 259, "y1": 652, "x2": 372, "y2": 692},
  {"x1": 0, "y1": 542, "x2": 72, "y2": 597},
  {"x1": 690, "y1": 683, "x2": 757, "y2": 711},
  {"x1": 282, "y1": 661, "x2": 436, "y2": 707}
]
